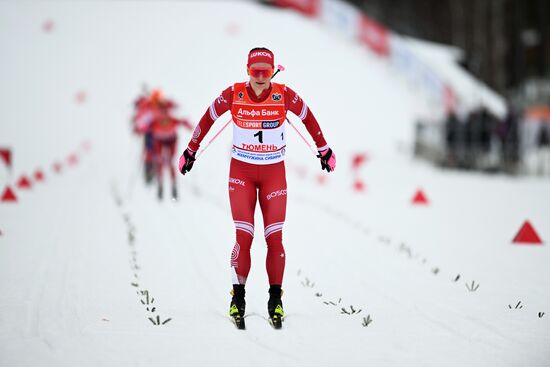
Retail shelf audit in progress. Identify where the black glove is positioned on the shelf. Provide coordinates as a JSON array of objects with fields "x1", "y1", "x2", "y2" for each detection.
[
  {"x1": 317, "y1": 148, "x2": 336, "y2": 172},
  {"x1": 178, "y1": 148, "x2": 196, "y2": 175}
]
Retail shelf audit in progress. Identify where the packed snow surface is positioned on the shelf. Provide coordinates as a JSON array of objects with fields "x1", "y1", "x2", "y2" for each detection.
[{"x1": 1, "y1": 1, "x2": 549, "y2": 366}]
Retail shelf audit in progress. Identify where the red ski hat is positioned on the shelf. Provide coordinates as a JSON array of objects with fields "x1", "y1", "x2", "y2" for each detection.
[{"x1": 247, "y1": 48, "x2": 274, "y2": 67}]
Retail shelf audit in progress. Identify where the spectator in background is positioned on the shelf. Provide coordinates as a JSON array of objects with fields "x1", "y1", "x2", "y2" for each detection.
[
  {"x1": 478, "y1": 108, "x2": 493, "y2": 154},
  {"x1": 445, "y1": 111, "x2": 459, "y2": 166},
  {"x1": 536, "y1": 122, "x2": 550, "y2": 176},
  {"x1": 502, "y1": 107, "x2": 520, "y2": 169}
]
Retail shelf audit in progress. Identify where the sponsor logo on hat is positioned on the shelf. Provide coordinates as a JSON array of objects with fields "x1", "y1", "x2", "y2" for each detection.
[{"x1": 250, "y1": 51, "x2": 272, "y2": 59}]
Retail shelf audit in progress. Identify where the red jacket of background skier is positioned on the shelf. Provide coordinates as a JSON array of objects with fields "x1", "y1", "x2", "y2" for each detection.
[{"x1": 134, "y1": 91, "x2": 192, "y2": 140}]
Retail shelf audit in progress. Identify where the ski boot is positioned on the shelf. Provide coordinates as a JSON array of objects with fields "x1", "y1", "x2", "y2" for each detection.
[
  {"x1": 157, "y1": 184, "x2": 163, "y2": 200},
  {"x1": 267, "y1": 285, "x2": 284, "y2": 329},
  {"x1": 144, "y1": 161, "x2": 154, "y2": 184},
  {"x1": 229, "y1": 284, "x2": 246, "y2": 329},
  {"x1": 171, "y1": 185, "x2": 178, "y2": 201}
]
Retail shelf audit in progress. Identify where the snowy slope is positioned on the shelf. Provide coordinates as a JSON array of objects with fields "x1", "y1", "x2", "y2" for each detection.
[{"x1": 1, "y1": 1, "x2": 549, "y2": 366}]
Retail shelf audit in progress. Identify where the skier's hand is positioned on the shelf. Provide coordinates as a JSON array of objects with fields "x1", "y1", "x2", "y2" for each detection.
[
  {"x1": 317, "y1": 147, "x2": 336, "y2": 172},
  {"x1": 178, "y1": 148, "x2": 196, "y2": 175}
]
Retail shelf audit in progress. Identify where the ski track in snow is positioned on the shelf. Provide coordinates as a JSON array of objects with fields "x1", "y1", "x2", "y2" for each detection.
[
  {"x1": 111, "y1": 184, "x2": 172, "y2": 326},
  {"x1": 186, "y1": 169, "x2": 546, "y2": 348}
]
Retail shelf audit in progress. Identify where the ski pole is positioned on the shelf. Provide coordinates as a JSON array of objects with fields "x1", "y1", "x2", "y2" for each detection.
[
  {"x1": 195, "y1": 118, "x2": 232, "y2": 158},
  {"x1": 272, "y1": 65, "x2": 317, "y2": 156},
  {"x1": 286, "y1": 118, "x2": 318, "y2": 156},
  {"x1": 271, "y1": 64, "x2": 285, "y2": 80}
]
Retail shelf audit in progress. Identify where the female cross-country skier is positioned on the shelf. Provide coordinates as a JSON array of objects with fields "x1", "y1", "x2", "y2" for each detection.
[
  {"x1": 178, "y1": 47, "x2": 336, "y2": 329},
  {"x1": 135, "y1": 89, "x2": 192, "y2": 200}
]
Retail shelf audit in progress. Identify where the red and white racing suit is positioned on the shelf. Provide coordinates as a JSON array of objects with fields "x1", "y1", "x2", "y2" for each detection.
[
  {"x1": 187, "y1": 82, "x2": 328, "y2": 285},
  {"x1": 137, "y1": 105, "x2": 192, "y2": 185}
]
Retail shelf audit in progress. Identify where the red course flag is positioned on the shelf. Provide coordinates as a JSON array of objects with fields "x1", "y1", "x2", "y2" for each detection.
[
  {"x1": 513, "y1": 220, "x2": 543, "y2": 245},
  {"x1": 53, "y1": 162, "x2": 62, "y2": 173},
  {"x1": 225, "y1": 23, "x2": 240, "y2": 36},
  {"x1": 75, "y1": 91, "x2": 86, "y2": 104},
  {"x1": 34, "y1": 169, "x2": 45, "y2": 182},
  {"x1": 353, "y1": 179, "x2": 366, "y2": 192},
  {"x1": 67, "y1": 154, "x2": 78, "y2": 166},
  {"x1": 42, "y1": 19, "x2": 55, "y2": 33},
  {"x1": 351, "y1": 153, "x2": 368, "y2": 170},
  {"x1": 412, "y1": 189, "x2": 429, "y2": 205},
  {"x1": 0, "y1": 148, "x2": 11, "y2": 168},
  {"x1": 82, "y1": 140, "x2": 92, "y2": 152},
  {"x1": 1, "y1": 186, "x2": 17, "y2": 202},
  {"x1": 17, "y1": 176, "x2": 32, "y2": 189}
]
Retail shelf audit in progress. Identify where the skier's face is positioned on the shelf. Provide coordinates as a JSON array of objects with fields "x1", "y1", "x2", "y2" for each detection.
[{"x1": 248, "y1": 62, "x2": 273, "y2": 92}]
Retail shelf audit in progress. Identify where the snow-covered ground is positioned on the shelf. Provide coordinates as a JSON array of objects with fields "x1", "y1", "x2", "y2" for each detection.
[{"x1": 1, "y1": 1, "x2": 549, "y2": 366}]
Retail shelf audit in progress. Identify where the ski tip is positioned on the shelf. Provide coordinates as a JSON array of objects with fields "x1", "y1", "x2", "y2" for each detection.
[
  {"x1": 231, "y1": 316, "x2": 246, "y2": 330},
  {"x1": 269, "y1": 317, "x2": 283, "y2": 330}
]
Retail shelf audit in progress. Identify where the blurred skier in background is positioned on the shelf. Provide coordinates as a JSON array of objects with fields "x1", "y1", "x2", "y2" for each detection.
[
  {"x1": 135, "y1": 88, "x2": 192, "y2": 200},
  {"x1": 178, "y1": 47, "x2": 336, "y2": 329},
  {"x1": 132, "y1": 88, "x2": 156, "y2": 184}
]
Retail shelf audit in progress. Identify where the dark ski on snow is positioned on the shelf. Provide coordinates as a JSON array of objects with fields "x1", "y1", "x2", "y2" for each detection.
[
  {"x1": 269, "y1": 316, "x2": 282, "y2": 329},
  {"x1": 231, "y1": 316, "x2": 245, "y2": 330}
]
